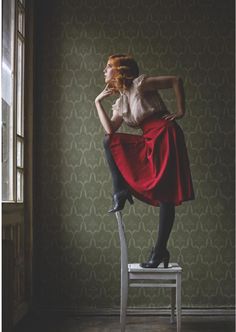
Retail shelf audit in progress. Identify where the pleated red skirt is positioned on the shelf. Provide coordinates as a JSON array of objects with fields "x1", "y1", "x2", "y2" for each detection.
[{"x1": 108, "y1": 114, "x2": 195, "y2": 206}]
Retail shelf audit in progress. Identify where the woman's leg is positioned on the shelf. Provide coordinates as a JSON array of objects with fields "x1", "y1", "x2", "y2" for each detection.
[
  {"x1": 103, "y1": 135, "x2": 128, "y2": 194},
  {"x1": 103, "y1": 135, "x2": 133, "y2": 212},
  {"x1": 140, "y1": 202, "x2": 175, "y2": 268},
  {"x1": 154, "y1": 202, "x2": 175, "y2": 255}
]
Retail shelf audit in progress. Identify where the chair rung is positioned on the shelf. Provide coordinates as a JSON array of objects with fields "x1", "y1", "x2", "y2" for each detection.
[{"x1": 130, "y1": 283, "x2": 177, "y2": 288}]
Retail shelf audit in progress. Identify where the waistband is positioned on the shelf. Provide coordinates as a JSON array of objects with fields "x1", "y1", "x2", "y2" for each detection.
[{"x1": 139, "y1": 113, "x2": 174, "y2": 132}]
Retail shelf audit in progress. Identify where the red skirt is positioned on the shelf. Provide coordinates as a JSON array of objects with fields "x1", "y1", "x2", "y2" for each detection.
[{"x1": 107, "y1": 114, "x2": 195, "y2": 206}]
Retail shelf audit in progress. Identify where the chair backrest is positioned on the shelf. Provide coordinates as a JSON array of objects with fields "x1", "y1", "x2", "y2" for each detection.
[{"x1": 115, "y1": 211, "x2": 129, "y2": 286}]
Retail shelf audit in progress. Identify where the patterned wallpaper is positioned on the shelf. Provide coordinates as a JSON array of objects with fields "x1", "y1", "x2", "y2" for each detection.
[{"x1": 35, "y1": 0, "x2": 235, "y2": 311}]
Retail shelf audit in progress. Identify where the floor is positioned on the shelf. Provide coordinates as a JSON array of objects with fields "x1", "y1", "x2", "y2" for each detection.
[{"x1": 14, "y1": 315, "x2": 235, "y2": 332}]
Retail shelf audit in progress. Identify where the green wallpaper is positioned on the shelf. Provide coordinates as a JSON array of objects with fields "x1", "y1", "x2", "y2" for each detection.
[{"x1": 35, "y1": 0, "x2": 235, "y2": 311}]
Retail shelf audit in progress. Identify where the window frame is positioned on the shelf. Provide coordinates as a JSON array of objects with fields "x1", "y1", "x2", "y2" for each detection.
[{"x1": 2, "y1": 0, "x2": 25, "y2": 204}]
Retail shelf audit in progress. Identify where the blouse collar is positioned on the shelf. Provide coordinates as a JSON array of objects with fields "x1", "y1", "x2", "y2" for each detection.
[{"x1": 119, "y1": 91, "x2": 130, "y2": 115}]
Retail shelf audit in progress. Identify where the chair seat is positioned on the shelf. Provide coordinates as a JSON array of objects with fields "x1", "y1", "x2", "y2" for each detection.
[{"x1": 128, "y1": 263, "x2": 182, "y2": 273}]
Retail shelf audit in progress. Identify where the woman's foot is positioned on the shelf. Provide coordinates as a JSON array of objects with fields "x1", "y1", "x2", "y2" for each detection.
[
  {"x1": 140, "y1": 248, "x2": 170, "y2": 268},
  {"x1": 108, "y1": 189, "x2": 134, "y2": 213}
]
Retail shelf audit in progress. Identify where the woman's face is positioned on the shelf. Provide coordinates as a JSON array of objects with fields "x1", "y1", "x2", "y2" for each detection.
[{"x1": 103, "y1": 61, "x2": 116, "y2": 84}]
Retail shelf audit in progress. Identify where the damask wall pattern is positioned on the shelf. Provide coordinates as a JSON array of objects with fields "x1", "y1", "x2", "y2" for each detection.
[{"x1": 35, "y1": 0, "x2": 235, "y2": 311}]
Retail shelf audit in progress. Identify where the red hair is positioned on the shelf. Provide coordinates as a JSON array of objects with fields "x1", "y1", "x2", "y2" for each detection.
[{"x1": 107, "y1": 54, "x2": 139, "y2": 91}]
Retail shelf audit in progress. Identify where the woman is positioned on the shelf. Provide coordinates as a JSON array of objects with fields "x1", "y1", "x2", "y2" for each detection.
[{"x1": 95, "y1": 54, "x2": 194, "y2": 268}]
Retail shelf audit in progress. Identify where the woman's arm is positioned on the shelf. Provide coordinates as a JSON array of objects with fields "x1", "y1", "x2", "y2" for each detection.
[
  {"x1": 141, "y1": 76, "x2": 186, "y2": 120},
  {"x1": 95, "y1": 85, "x2": 123, "y2": 134}
]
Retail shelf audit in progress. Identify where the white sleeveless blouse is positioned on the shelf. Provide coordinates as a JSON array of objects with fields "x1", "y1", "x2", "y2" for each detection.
[{"x1": 111, "y1": 74, "x2": 169, "y2": 127}]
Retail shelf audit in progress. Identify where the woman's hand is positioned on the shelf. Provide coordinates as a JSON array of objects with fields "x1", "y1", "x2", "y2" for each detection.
[
  {"x1": 162, "y1": 112, "x2": 184, "y2": 121},
  {"x1": 95, "y1": 85, "x2": 116, "y2": 104},
  {"x1": 94, "y1": 85, "x2": 122, "y2": 134}
]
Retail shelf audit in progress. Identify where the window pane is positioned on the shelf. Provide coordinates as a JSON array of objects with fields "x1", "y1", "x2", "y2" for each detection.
[
  {"x1": 17, "y1": 170, "x2": 24, "y2": 202},
  {"x1": 17, "y1": 138, "x2": 24, "y2": 168},
  {"x1": 2, "y1": 0, "x2": 15, "y2": 202},
  {"x1": 2, "y1": 100, "x2": 14, "y2": 201},
  {"x1": 17, "y1": 37, "x2": 24, "y2": 136},
  {"x1": 2, "y1": 0, "x2": 14, "y2": 104}
]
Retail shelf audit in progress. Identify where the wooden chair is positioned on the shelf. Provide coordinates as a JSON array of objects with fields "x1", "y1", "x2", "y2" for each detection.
[{"x1": 115, "y1": 211, "x2": 182, "y2": 332}]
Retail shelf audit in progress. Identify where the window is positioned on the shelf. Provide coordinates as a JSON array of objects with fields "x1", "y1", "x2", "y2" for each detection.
[{"x1": 2, "y1": 0, "x2": 25, "y2": 202}]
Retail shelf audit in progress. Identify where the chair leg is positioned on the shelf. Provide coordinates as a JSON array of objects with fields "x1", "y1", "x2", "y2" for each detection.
[
  {"x1": 170, "y1": 287, "x2": 175, "y2": 324},
  {"x1": 120, "y1": 280, "x2": 128, "y2": 332},
  {"x1": 176, "y1": 273, "x2": 182, "y2": 332},
  {"x1": 115, "y1": 212, "x2": 129, "y2": 332}
]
